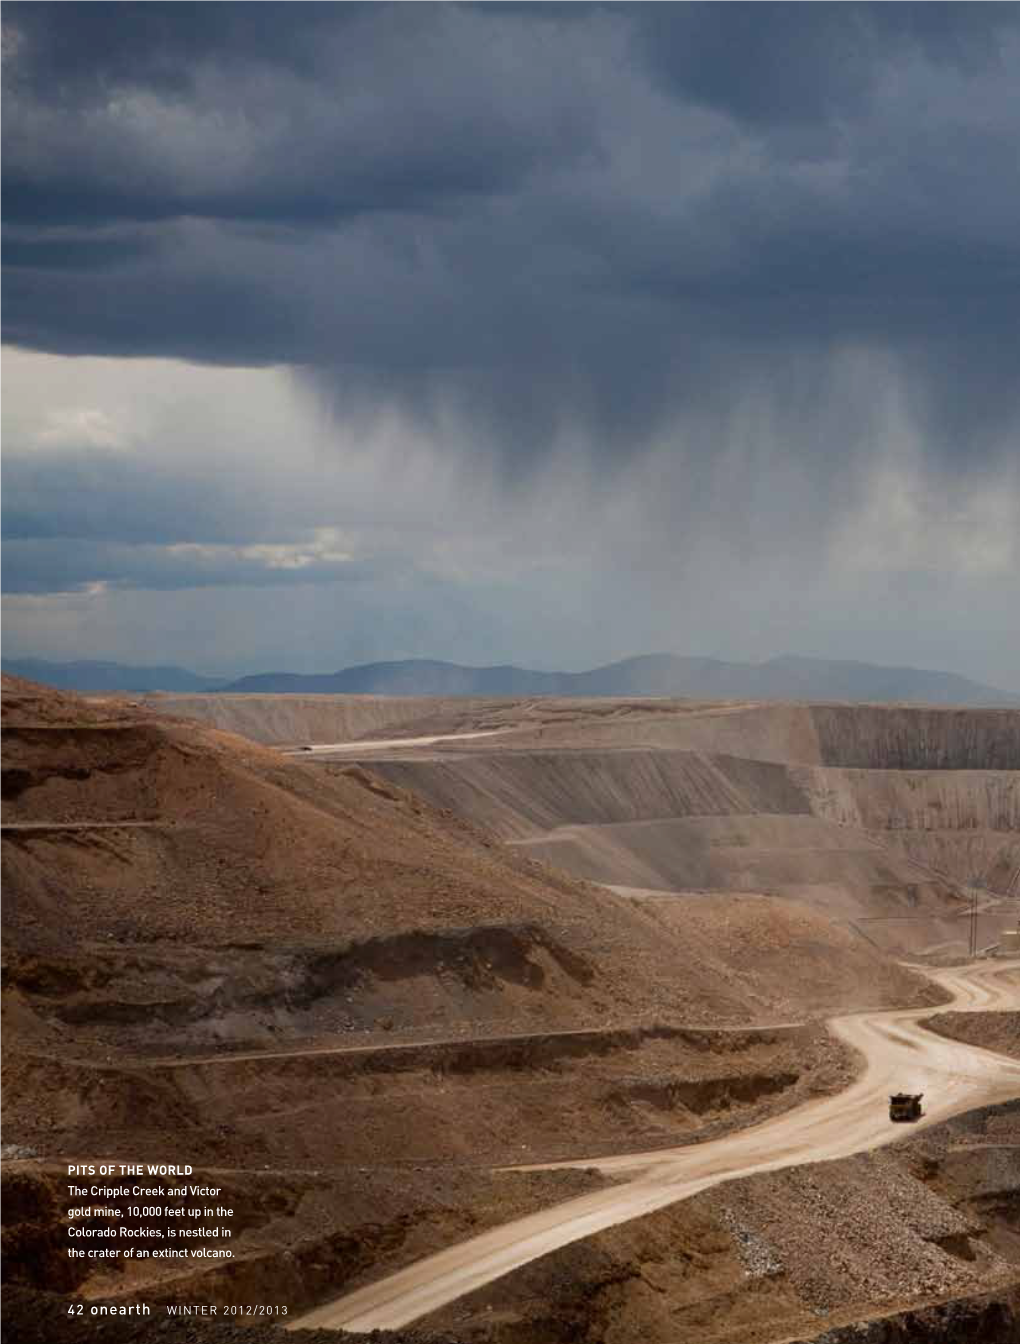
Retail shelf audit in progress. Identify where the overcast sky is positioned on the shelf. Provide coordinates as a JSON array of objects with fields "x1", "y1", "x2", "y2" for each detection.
[{"x1": 3, "y1": 3, "x2": 1018, "y2": 686}]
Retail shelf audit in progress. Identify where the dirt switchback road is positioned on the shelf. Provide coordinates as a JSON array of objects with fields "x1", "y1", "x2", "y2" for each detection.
[{"x1": 289, "y1": 959, "x2": 1020, "y2": 1334}]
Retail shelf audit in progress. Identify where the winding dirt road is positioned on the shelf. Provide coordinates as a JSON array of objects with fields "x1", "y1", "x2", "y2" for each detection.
[
  {"x1": 281, "y1": 728, "x2": 508, "y2": 755},
  {"x1": 289, "y1": 958, "x2": 1020, "y2": 1334}
]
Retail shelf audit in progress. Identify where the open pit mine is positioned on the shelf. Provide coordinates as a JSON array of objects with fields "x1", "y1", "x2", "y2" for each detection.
[{"x1": 3, "y1": 678, "x2": 1019, "y2": 1344}]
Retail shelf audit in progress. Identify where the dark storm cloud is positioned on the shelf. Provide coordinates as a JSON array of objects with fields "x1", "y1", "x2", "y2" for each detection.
[
  {"x1": 2, "y1": 451, "x2": 263, "y2": 546},
  {"x1": 2, "y1": 2, "x2": 358, "y2": 93},
  {"x1": 634, "y1": 3, "x2": 1015, "y2": 125},
  {"x1": 3, "y1": 1, "x2": 1019, "y2": 478},
  {"x1": 3, "y1": 2, "x2": 592, "y2": 228}
]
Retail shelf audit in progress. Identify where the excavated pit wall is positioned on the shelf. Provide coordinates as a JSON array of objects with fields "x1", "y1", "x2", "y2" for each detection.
[
  {"x1": 353, "y1": 707, "x2": 1019, "y2": 903},
  {"x1": 363, "y1": 749, "x2": 813, "y2": 840},
  {"x1": 365, "y1": 749, "x2": 1018, "y2": 841},
  {"x1": 810, "y1": 705, "x2": 1020, "y2": 771}
]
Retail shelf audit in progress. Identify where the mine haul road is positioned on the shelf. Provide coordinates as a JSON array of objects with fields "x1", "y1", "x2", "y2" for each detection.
[
  {"x1": 289, "y1": 958, "x2": 1020, "y2": 1334},
  {"x1": 281, "y1": 728, "x2": 508, "y2": 755}
]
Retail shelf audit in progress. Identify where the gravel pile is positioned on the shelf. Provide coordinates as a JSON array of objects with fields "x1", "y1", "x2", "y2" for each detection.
[
  {"x1": 711, "y1": 1149, "x2": 1010, "y2": 1313},
  {"x1": 718, "y1": 1205, "x2": 783, "y2": 1278}
]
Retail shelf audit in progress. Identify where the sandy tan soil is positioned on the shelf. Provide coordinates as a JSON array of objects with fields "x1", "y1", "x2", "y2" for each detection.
[{"x1": 4, "y1": 679, "x2": 1018, "y2": 1344}]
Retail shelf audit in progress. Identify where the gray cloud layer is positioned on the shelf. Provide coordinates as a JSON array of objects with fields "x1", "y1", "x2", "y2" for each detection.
[
  {"x1": 2, "y1": 4, "x2": 1018, "y2": 684},
  {"x1": 5, "y1": 3, "x2": 1019, "y2": 468}
]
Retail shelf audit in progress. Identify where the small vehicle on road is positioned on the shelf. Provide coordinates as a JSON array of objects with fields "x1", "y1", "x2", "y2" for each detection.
[{"x1": 889, "y1": 1092, "x2": 923, "y2": 1122}]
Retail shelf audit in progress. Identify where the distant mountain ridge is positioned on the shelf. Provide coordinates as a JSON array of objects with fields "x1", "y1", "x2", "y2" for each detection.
[
  {"x1": 5, "y1": 653, "x2": 1016, "y2": 705},
  {"x1": 1, "y1": 658, "x2": 227, "y2": 693},
  {"x1": 224, "y1": 653, "x2": 1018, "y2": 705}
]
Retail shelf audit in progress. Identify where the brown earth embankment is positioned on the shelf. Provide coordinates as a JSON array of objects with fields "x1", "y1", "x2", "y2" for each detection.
[
  {"x1": 3, "y1": 1020, "x2": 850, "y2": 1168},
  {"x1": 924, "y1": 1011, "x2": 1020, "y2": 1060}
]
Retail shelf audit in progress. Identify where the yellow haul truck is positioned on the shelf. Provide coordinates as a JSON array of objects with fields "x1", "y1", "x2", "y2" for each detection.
[{"x1": 889, "y1": 1093, "x2": 923, "y2": 1122}]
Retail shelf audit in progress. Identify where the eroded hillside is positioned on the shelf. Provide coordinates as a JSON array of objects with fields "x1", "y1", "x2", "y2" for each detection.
[
  {"x1": 3, "y1": 678, "x2": 761, "y2": 1048},
  {"x1": 5, "y1": 680, "x2": 940, "y2": 1182},
  {"x1": 3, "y1": 680, "x2": 1018, "y2": 1342}
]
